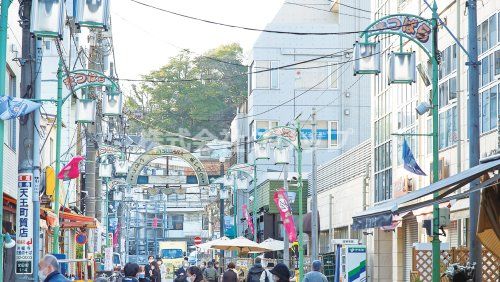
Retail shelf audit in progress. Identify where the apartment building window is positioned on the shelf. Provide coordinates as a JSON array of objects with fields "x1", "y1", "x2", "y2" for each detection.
[
  {"x1": 167, "y1": 193, "x2": 187, "y2": 201},
  {"x1": 495, "y1": 50, "x2": 500, "y2": 76},
  {"x1": 5, "y1": 70, "x2": 16, "y2": 149},
  {"x1": 300, "y1": 120, "x2": 338, "y2": 148},
  {"x1": 439, "y1": 44, "x2": 457, "y2": 79},
  {"x1": 478, "y1": 13, "x2": 499, "y2": 55},
  {"x1": 480, "y1": 84, "x2": 498, "y2": 133},
  {"x1": 167, "y1": 214, "x2": 184, "y2": 230},
  {"x1": 202, "y1": 215, "x2": 209, "y2": 230},
  {"x1": 255, "y1": 120, "x2": 278, "y2": 139},
  {"x1": 374, "y1": 113, "x2": 392, "y2": 203},
  {"x1": 295, "y1": 61, "x2": 338, "y2": 90},
  {"x1": 252, "y1": 60, "x2": 279, "y2": 90}
]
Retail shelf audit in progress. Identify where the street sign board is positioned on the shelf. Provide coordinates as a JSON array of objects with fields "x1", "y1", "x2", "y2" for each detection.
[
  {"x1": 194, "y1": 236, "x2": 202, "y2": 245},
  {"x1": 16, "y1": 173, "x2": 34, "y2": 274},
  {"x1": 104, "y1": 247, "x2": 113, "y2": 271}
]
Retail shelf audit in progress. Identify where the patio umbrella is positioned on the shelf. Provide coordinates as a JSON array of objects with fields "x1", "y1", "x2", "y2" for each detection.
[
  {"x1": 196, "y1": 236, "x2": 231, "y2": 251},
  {"x1": 258, "y1": 238, "x2": 284, "y2": 252},
  {"x1": 211, "y1": 236, "x2": 271, "y2": 253}
]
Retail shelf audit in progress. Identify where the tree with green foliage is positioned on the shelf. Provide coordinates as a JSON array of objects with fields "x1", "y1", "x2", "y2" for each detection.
[{"x1": 125, "y1": 43, "x2": 247, "y2": 145}]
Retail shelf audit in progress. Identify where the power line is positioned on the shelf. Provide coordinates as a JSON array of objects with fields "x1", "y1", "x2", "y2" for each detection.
[
  {"x1": 327, "y1": 0, "x2": 371, "y2": 13},
  {"x1": 284, "y1": 2, "x2": 370, "y2": 20},
  {"x1": 116, "y1": 48, "x2": 351, "y2": 84},
  {"x1": 129, "y1": 0, "x2": 423, "y2": 36}
]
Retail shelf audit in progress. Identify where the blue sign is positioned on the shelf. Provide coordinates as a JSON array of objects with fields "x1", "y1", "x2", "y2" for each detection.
[
  {"x1": 224, "y1": 216, "x2": 236, "y2": 238},
  {"x1": 257, "y1": 127, "x2": 337, "y2": 142}
]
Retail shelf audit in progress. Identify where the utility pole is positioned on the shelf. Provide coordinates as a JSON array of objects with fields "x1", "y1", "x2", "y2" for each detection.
[
  {"x1": 466, "y1": 1, "x2": 481, "y2": 280},
  {"x1": 17, "y1": 0, "x2": 39, "y2": 280},
  {"x1": 311, "y1": 108, "x2": 318, "y2": 261},
  {"x1": 219, "y1": 160, "x2": 225, "y2": 261},
  {"x1": 282, "y1": 164, "x2": 289, "y2": 267}
]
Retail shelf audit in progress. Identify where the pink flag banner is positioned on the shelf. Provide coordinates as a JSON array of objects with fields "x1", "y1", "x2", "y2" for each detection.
[
  {"x1": 273, "y1": 188, "x2": 297, "y2": 242},
  {"x1": 242, "y1": 204, "x2": 255, "y2": 235},
  {"x1": 57, "y1": 155, "x2": 85, "y2": 180}
]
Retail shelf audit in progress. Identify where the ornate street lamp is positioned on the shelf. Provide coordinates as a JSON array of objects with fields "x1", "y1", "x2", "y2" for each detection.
[
  {"x1": 389, "y1": 51, "x2": 417, "y2": 84},
  {"x1": 30, "y1": 0, "x2": 65, "y2": 38},
  {"x1": 76, "y1": 98, "x2": 97, "y2": 123},
  {"x1": 75, "y1": 0, "x2": 111, "y2": 29},
  {"x1": 99, "y1": 162, "x2": 113, "y2": 178},
  {"x1": 353, "y1": 42, "x2": 381, "y2": 75},
  {"x1": 114, "y1": 159, "x2": 128, "y2": 175},
  {"x1": 102, "y1": 90, "x2": 123, "y2": 116}
]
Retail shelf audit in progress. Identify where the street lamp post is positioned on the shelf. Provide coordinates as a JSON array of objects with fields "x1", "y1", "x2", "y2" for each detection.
[
  {"x1": 355, "y1": 3, "x2": 444, "y2": 281},
  {"x1": 227, "y1": 163, "x2": 255, "y2": 239},
  {"x1": 257, "y1": 125, "x2": 304, "y2": 281}
]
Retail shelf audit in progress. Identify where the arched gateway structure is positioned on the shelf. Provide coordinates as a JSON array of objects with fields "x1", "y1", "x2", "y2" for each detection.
[{"x1": 126, "y1": 145, "x2": 210, "y2": 186}]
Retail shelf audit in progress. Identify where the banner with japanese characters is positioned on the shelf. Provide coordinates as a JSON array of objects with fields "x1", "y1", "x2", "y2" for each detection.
[
  {"x1": 16, "y1": 173, "x2": 34, "y2": 274},
  {"x1": 274, "y1": 188, "x2": 297, "y2": 242},
  {"x1": 242, "y1": 204, "x2": 254, "y2": 235}
]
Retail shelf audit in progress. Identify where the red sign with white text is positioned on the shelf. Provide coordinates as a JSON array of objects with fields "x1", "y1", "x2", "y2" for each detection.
[{"x1": 274, "y1": 188, "x2": 297, "y2": 242}]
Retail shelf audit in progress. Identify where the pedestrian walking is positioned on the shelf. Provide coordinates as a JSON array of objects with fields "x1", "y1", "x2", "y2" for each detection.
[
  {"x1": 259, "y1": 262, "x2": 274, "y2": 282},
  {"x1": 123, "y1": 262, "x2": 140, "y2": 282},
  {"x1": 157, "y1": 258, "x2": 168, "y2": 282},
  {"x1": 187, "y1": 266, "x2": 205, "y2": 282},
  {"x1": 175, "y1": 260, "x2": 190, "y2": 282},
  {"x1": 203, "y1": 261, "x2": 219, "y2": 282},
  {"x1": 38, "y1": 254, "x2": 69, "y2": 282},
  {"x1": 246, "y1": 257, "x2": 265, "y2": 282},
  {"x1": 269, "y1": 263, "x2": 291, "y2": 282},
  {"x1": 304, "y1": 260, "x2": 328, "y2": 282},
  {"x1": 222, "y1": 262, "x2": 238, "y2": 282},
  {"x1": 145, "y1": 255, "x2": 155, "y2": 280}
]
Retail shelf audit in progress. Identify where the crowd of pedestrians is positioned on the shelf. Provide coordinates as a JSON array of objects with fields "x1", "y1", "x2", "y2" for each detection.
[{"x1": 37, "y1": 252, "x2": 330, "y2": 282}]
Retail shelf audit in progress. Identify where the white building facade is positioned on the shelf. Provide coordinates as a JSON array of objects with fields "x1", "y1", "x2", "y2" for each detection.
[
  {"x1": 367, "y1": 0, "x2": 499, "y2": 281},
  {"x1": 235, "y1": 0, "x2": 372, "y2": 181}
]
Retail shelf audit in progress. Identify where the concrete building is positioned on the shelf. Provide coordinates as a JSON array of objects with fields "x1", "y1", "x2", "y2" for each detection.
[
  {"x1": 364, "y1": 0, "x2": 499, "y2": 281},
  {"x1": 313, "y1": 140, "x2": 371, "y2": 253},
  {"x1": 231, "y1": 0, "x2": 372, "y2": 241},
  {"x1": 237, "y1": 0, "x2": 372, "y2": 174}
]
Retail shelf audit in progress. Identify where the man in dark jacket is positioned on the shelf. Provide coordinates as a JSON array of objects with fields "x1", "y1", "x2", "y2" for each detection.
[
  {"x1": 246, "y1": 257, "x2": 265, "y2": 282},
  {"x1": 38, "y1": 254, "x2": 68, "y2": 282},
  {"x1": 123, "y1": 262, "x2": 140, "y2": 282}
]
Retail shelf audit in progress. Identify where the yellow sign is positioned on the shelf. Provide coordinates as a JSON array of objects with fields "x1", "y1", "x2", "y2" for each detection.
[{"x1": 45, "y1": 167, "x2": 56, "y2": 196}]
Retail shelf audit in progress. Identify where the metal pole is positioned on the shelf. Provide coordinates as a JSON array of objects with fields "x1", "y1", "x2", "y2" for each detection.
[
  {"x1": 466, "y1": 1, "x2": 481, "y2": 280},
  {"x1": 329, "y1": 195, "x2": 333, "y2": 252},
  {"x1": 296, "y1": 121, "x2": 304, "y2": 282},
  {"x1": 32, "y1": 37, "x2": 43, "y2": 281},
  {"x1": 283, "y1": 164, "x2": 289, "y2": 267},
  {"x1": 311, "y1": 108, "x2": 318, "y2": 262},
  {"x1": 219, "y1": 161, "x2": 225, "y2": 261},
  {"x1": 252, "y1": 159, "x2": 257, "y2": 242},
  {"x1": 0, "y1": 0, "x2": 11, "y2": 279},
  {"x1": 52, "y1": 61, "x2": 63, "y2": 253},
  {"x1": 233, "y1": 175, "x2": 238, "y2": 237},
  {"x1": 430, "y1": 2, "x2": 441, "y2": 281}
]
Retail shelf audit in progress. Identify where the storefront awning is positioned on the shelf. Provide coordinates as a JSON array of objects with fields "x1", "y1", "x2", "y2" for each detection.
[
  {"x1": 42, "y1": 208, "x2": 97, "y2": 229},
  {"x1": 352, "y1": 159, "x2": 500, "y2": 230}
]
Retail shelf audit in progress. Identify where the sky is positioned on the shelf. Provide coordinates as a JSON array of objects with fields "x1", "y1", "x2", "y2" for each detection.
[{"x1": 112, "y1": 0, "x2": 284, "y2": 91}]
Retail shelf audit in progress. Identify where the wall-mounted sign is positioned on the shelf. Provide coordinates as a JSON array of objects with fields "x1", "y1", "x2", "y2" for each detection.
[{"x1": 16, "y1": 173, "x2": 34, "y2": 274}]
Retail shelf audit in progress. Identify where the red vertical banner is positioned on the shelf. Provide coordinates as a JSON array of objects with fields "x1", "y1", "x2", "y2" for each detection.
[
  {"x1": 274, "y1": 188, "x2": 297, "y2": 242},
  {"x1": 242, "y1": 204, "x2": 254, "y2": 235}
]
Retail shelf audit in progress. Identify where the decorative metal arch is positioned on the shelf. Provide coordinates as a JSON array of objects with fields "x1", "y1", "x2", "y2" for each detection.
[
  {"x1": 62, "y1": 69, "x2": 118, "y2": 93},
  {"x1": 360, "y1": 14, "x2": 435, "y2": 58},
  {"x1": 257, "y1": 125, "x2": 300, "y2": 150},
  {"x1": 126, "y1": 145, "x2": 209, "y2": 186}
]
